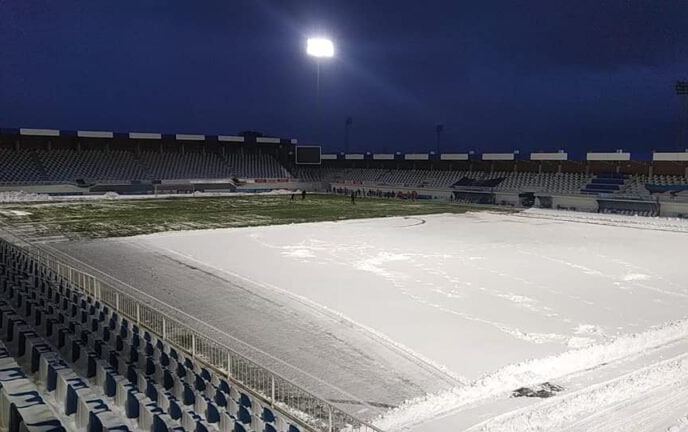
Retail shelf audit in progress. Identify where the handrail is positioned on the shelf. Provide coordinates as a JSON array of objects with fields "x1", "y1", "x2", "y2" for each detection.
[{"x1": 0, "y1": 227, "x2": 385, "y2": 432}]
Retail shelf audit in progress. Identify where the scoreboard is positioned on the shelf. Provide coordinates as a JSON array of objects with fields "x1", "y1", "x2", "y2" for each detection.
[{"x1": 295, "y1": 146, "x2": 321, "y2": 165}]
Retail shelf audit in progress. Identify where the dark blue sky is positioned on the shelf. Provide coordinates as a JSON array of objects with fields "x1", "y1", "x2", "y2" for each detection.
[{"x1": 1, "y1": 1, "x2": 687, "y2": 155}]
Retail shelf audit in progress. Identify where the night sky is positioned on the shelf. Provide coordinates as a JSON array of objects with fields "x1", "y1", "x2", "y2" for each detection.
[{"x1": 1, "y1": 1, "x2": 687, "y2": 156}]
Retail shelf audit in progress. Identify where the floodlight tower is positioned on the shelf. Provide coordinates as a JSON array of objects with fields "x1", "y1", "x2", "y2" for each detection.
[
  {"x1": 344, "y1": 116, "x2": 353, "y2": 153},
  {"x1": 435, "y1": 124, "x2": 444, "y2": 154},
  {"x1": 676, "y1": 81, "x2": 688, "y2": 149},
  {"x1": 306, "y1": 37, "x2": 334, "y2": 146}
]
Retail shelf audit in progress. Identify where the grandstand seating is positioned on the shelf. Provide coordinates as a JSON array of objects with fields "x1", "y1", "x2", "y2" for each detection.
[
  {"x1": 0, "y1": 241, "x2": 304, "y2": 432},
  {"x1": 0, "y1": 338, "x2": 66, "y2": 432},
  {"x1": 1, "y1": 146, "x2": 686, "y2": 199},
  {"x1": 319, "y1": 168, "x2": 593, "y2": 194},
  {"x1": 288, "y1": 167, "x2": 320, "y2": 182},
  {"x1": 599, "y1": 208, "x2": 656, "y2": 217},
  {"x1": 0, "y1": 149, "x2": 293, "y2": 184},
  {"x1": 619, "y1": 174, "x2": 688, "y2": 197},
  {"x1": 226, "y1": 154, "x2": 291, "y2": 179},
  {"x1": 580, "y1": 173, "x2": 629, "y2": 194},
  {"x1": 38, "y1": 150, "x2": 147, "y2": 182},
  {"x1": 0, "y1": 150, "x2": 46, "y2": 183},
  {"x1": 495, "y1": 172, "x2": 591, "y2": 194},
  {"x1": 139, "y1": 152, "x2": 233, "y2": 180}
]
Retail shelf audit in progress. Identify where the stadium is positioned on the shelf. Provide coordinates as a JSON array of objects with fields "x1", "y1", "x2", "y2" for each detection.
[{"x1": 2, "y1": 3, "x2": 688, "y2": 432}]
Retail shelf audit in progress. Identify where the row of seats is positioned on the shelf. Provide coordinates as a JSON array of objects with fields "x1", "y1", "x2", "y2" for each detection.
[
  {"x1": 600, "y1": 208, "x2": 658, "y2": 217},
  {"x1": 310, "y1": 167, "x2": 688, "y2": 196},
  {"x1": 579, "y1": 174, "x2": 629, "y2": 194},
  {"x1": 225, "y1": 155, "x2": 291, "y2": 179},
  {"x1": 287, "y1": 168, "x2": 319, "y2": 182},
  {"x1": 39, "y1": 150, "x2": 147, "y2": 182},
  {"x1": 1, "y1": 266, "x2": 140, "y2": 432},
  {"x1": 0, "y1": 149, "x2": 45, "y2": 183},
  {"x1": 494, "y1": 172, "x2": 591, "y2": 194},
  {"x1": 3, "y1": 147, "x2": 682, "y2": 194},
  {"x1": 315, "y1": 168, "x2": 593, "y2": 194},
  {"x1": 619, "y1": 174, "x2": 688, "y2": 196},
  {"x1": 139, "y1": 153, "x2": 234, "y2": 180},
  {"x1": 0, "y1": 150, "x2": 293, "y2": 183},
  {"x1": 314, "y1": 168, "x2": 470, "y2": 186},
  {"x1": 0, "y1": 339, "x2": 66, "y2": 432},
  {"x1": 0, "y1": 244, "x2": 305, "y2": 432}
]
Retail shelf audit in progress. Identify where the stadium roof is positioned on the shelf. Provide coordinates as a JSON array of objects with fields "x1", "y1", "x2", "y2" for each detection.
[{"x1": 3, "y1": 127, "x2": 688, "y2": 161}]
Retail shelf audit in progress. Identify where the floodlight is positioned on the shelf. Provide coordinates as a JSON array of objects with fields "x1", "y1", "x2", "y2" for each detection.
[{"x1": 307, "y1": 38, "x2": 334, "y2": 58}]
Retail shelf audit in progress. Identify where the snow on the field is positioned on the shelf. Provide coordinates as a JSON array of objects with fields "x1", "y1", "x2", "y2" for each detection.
[
  {"x1": 0, "y1": 191, "x2": 52, "y2": 203},
  {"x1": 0, "y1": 209, "x2": 31, "y2": 216},
  {"x1": 519, "y1": 207, "x2": 688, "y2": 233},
  {"x1": 129, "y1": 210, "x2": 688, "y2": 430},
  {"x1": 0, "y1": 189, "x2": 296, "y2": 203},
  {"x1": 466, "y1": 351, "x2": 688, "y2": 432},
  {"x1": 377, "y1": 319, "x2": 688, "y2": 430}
]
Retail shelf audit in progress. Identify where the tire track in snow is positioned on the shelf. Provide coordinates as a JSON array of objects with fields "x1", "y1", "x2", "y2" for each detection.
[{"x1": 518, "y1": 248, "x2": 688, "y2": 300}]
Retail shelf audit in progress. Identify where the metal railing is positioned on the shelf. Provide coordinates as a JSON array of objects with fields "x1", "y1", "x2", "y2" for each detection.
[{"x1": 0, "y1": 233, "x2": 385, "y2": 432}]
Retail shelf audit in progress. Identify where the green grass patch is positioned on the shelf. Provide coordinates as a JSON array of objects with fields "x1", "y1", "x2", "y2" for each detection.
[{"x1": 0, "y1": 194, "x2": 504, "y2": 239}]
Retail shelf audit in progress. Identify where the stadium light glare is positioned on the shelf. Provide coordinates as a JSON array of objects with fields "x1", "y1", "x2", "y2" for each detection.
[{"x1": 307, "y1": 38, "x2": 334, "y2": 58}]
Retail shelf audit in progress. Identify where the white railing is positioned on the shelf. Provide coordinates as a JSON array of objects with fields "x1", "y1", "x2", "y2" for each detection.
[{"x1": 0, "y1": 233, "x2": 385, "y2": 432}]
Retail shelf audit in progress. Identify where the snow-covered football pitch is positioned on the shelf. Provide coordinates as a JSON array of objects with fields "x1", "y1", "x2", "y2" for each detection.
[{"x1": 53, "y1": 209, "x2": 688, "y2": 431}]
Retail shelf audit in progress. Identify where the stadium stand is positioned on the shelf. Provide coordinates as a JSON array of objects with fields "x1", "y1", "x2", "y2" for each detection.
[
  {"x1": 619, "y1": 174, "x2": 688, "y2": 197},
  {"x1": 1, "y1": 140, "x2": 687, "y2": 204},
  {"x1": 0, "y1": 240, "x2": 309, "y2": 432},
  {"x1": 0, "y1": 149, "x2": 46, "y2": 184},
  {"x1": 225, "y1": 154, "x2": 292, "y2": 179},
  {"x1": 321, "y1": 168, "x2": 386, "y2": 183},
  {"x1": 139, "y1": 152, "x2": 233, "y2": 180},
  {"x1": 38, "y1": 150, "x2": 147, "y2": 183},
  {"x1": 288, "y1": 167, "x2": 321, "y2": 182},
  {"x1": 320, "y1": 168, "x2": 593, "y2": 194},
  {"x1": 495, "y1": 172, "x2": 591, "y2": 194},
  {"x1": 0, "y1": 149, "x2": 293, "y2": 183},
  {"x1": 580, "y1": 173, "x2": 629, "y2": 194},
  {"x1": 0, "y1": 338, "x2": 66, "y2": 432}
]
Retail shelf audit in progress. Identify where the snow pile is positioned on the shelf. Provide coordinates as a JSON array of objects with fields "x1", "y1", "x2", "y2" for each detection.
[
  {"x1": 0, "y1": 191, "x2": 52, "y2": 203},
  {"x1": 467, "y1": 353, "x2": 688, "y2": 431},
  {"x1": 0, "y1": 189, "x2": 299, "y2": 204},
  {"x1": 374, "y1": 319, "x2": 688, "y2": 430},
  {"x1": 519, "y1": 208, "x2": 688, "y2": 232},
  {"x1": 0, "y1": 210, "x2": 32, "y2": 216},
  {"x1": 511, "y1": 382, "x2": 564, "y2": 398}
]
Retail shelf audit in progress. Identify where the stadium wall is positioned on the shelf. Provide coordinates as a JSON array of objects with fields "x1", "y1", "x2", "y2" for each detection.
[
  {"x1": 659, "y1": 200, "x2": 688, "y2": 217},
  {"x1": 329, "y1": 181, "x2": 616, "y2": 213},
  {"x1": 547, "y1": 194, "x2": 599, "y2": 212},
  {"x1": 0, "y1": 183, "x2": 87, "y2": 194},
  {"x1": 235, "y1": 181, "x2": 323, "y2": 192},
  {"x1": 329, "y1": 182, "x2": 454, "y2": 200}
]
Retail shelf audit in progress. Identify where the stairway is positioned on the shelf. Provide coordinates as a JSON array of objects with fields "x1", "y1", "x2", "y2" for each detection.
[
  {"x1": 29, "y1": 151, "x2": 50, "y2": 182},
  {"x1": 580, "y1": 173, "x2": 629, "y2": 194}
]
